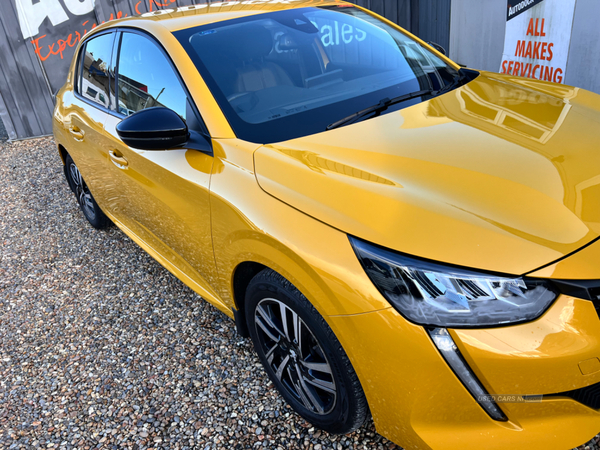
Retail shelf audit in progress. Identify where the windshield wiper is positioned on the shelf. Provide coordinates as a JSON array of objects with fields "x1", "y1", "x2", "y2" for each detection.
[
  {"x1": 326, "y1": 69, "x2": 478, "y2": 131},
  {"x1": 326, "y1": 89, "x2": 433, "y2": 130},
  {"x1": 434, "y1": 68, "x2": 478, "y2": 97}
]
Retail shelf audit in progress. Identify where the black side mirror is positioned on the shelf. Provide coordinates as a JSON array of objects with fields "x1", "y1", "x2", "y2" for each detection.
[
  {"x1": 116, "y1": 107, "x2": 189, "y2": 150},
  {"x1": 428, "y1": 41, "x2": 446, "y2": 56}
]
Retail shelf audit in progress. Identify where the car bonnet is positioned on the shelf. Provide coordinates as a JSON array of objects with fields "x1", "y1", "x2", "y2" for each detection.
[{"x1": 254, "y1": 72, "x2": 600, "y2": 275}]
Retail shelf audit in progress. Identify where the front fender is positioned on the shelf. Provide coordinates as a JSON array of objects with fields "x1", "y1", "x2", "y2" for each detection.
[{"x1": 209, "y1": 139, "x2": 391, "y2": 318}]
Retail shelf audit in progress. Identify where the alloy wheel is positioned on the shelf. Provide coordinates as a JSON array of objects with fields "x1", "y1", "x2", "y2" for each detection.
[
  {"x1": 253, "y1": 298, "x2": 337, "y2": 415},
  {"x1": 69, "y1": 162, "x2": 96, "y2": 221}
]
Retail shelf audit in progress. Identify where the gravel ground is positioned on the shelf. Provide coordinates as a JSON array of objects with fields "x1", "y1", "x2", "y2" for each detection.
[{"x1": 0, "y1": 137, "x2": 598, "y2": 450}]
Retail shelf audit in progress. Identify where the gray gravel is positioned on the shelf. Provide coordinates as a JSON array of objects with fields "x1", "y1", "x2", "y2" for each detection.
[{"x1": 0, "y1": 137, "x2": 598, "y2": 450}]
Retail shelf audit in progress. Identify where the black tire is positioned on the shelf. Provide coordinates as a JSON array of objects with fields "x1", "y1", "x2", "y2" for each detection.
[
  {"x1": 64, "y1": 154, "x2": 110, "y2": 229},
  {"x1": 245, "y1": 269, "x2": 369, "y2": 435}
]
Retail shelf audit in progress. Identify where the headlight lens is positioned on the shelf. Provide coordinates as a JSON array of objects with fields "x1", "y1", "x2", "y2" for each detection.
[{"x1": 350, "y1": 236, "x2": 558, "y2": 327}]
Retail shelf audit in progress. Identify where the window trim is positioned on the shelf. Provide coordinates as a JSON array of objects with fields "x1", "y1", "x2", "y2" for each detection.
[
  {"x1": 109, "y1": 30, "x2": 122, "y2": 115},
  {"x1": 74, "y1": 41, "x2": 84, "y2": 95}
]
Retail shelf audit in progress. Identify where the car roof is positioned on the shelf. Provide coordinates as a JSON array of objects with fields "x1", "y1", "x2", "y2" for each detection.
[{"x1": 101, "y1": 0, "x2": 352, "y2": 33}]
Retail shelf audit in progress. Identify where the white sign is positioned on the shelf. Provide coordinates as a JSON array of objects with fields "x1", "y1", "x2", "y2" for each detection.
[{"x1": 499, "y1": 0, "x2": 576, "y2": 84}]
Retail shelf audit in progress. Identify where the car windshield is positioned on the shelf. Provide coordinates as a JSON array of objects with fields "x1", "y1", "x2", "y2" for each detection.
[{"x1": 175, "y1": 6, "x2": 459, "y2": 143}]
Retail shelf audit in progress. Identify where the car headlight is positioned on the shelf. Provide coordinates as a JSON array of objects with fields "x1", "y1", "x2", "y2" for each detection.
[{"x1": 349, "y1": 236, "x2": 558, "y2": 327}]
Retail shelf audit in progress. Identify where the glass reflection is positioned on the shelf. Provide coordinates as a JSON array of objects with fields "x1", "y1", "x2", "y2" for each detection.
[
  {"x1": 418, "y1": 76, "x2": 600, "y2": 234},
  {"x1": 81, "y1": 33, "x2": 114, "y2": 109},
  {"x1": 117, "y1": 32, "x2": 187, "y2": 119}
]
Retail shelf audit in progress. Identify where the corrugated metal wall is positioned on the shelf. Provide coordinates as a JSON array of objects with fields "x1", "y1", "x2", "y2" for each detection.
[
  {"x1": 0, "y1": 0, "x2": 451, "y2": 140},
  {"x1": 416, "y1": 0, "x2": 450, "y2": 52},
  {"x1": 351, "y1": 0, "x2": 412, "y2": 30},
  {"x1": 350, "y1": 0, "x2": 451, "y2": 51},
  {"x1": 0, "y1": 1, "x2": 55, "y2": 140}
]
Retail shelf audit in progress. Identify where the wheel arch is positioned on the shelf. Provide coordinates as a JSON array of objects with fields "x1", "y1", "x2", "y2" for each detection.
[
  {"x1": 220, "y1": 225, "x2": 388, "y2": 330},
  {"x1": 231, "y1": 260, "x2": 268, "y2": 337},
  {"x1": 58, "y1": 143, "x2": 68, "y2": 165},
  {"x1": 224, "y1": 225, "x2": 353, "y2": 336},
  {"x1": 224, "y1": 232, "x2": 342, "y2": 311}
]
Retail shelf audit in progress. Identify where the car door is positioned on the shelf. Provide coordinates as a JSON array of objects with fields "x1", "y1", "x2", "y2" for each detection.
[
  {"x1": 63, "y1": 31, "x2": 118, "y2": 208},
  {"x1": 103, "y1": 30, "x2": 222, "y2": 302}
]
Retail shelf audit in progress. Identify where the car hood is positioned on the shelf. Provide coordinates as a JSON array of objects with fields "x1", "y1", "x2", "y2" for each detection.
[{"x1": 254, "y1": 72, "x2": 600, "y2": 275}]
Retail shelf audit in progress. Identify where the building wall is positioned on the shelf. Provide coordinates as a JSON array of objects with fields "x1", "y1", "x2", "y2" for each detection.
[
  {"x1": 564, "y1": 0, "x2": 600, "y2": 93},
  {"x1": 448, "y1": 0, "x2": 505, "y2": 71},
  {"x1": 416, "y1": 0, "x2": 451, "y2": 55},
  {"x1": 449, "y1": 0, "x2": 600, "y2": 95},
  {"x1": 0, "y1": 0, "x2": 56, "y2": 140},
  {"x1": 351, "y1": 0, "x2": 413, "y2": 32}
]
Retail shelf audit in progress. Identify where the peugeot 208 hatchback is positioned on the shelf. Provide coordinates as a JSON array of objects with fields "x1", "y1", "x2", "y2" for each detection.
[{"x1": 53, "y1": 1, "x2": 600, "y2": 448}]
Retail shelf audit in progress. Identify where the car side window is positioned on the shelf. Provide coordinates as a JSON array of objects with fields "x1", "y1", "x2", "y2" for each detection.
[
  {"x1": 116, "y1": 32, "x2": 187, "y2": 119},
  {"x1": 80, "y1": 32, "x2": 115, "y2": 110}
]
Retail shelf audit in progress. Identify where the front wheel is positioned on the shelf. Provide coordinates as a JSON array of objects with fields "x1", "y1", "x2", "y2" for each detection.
[{"x1": 245, "y1": 269, "x2": 369, "y2": 434}]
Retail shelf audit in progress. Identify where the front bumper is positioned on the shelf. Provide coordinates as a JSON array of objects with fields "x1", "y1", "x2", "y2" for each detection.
[{"x1": 327, "y1": 294, "x2": 600, "y2": 450}]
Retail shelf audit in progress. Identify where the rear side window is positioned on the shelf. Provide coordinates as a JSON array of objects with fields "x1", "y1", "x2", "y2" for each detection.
[
  {"x1": 116, "y1": 32, "x2": 187, "y2": 119},
  {"x1": 80, "y1": 32, "x2": 115, "y2": 110}
]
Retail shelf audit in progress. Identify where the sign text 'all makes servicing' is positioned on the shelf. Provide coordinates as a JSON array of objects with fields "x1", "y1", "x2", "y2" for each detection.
[{"x1": 500, "y1": 0, "x2": 576, "y2": 84}]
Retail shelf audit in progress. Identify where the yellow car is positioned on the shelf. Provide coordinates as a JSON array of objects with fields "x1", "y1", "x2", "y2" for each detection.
[{"x1": 53, "y1": 1, "x2": 600, "y2": 448}]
